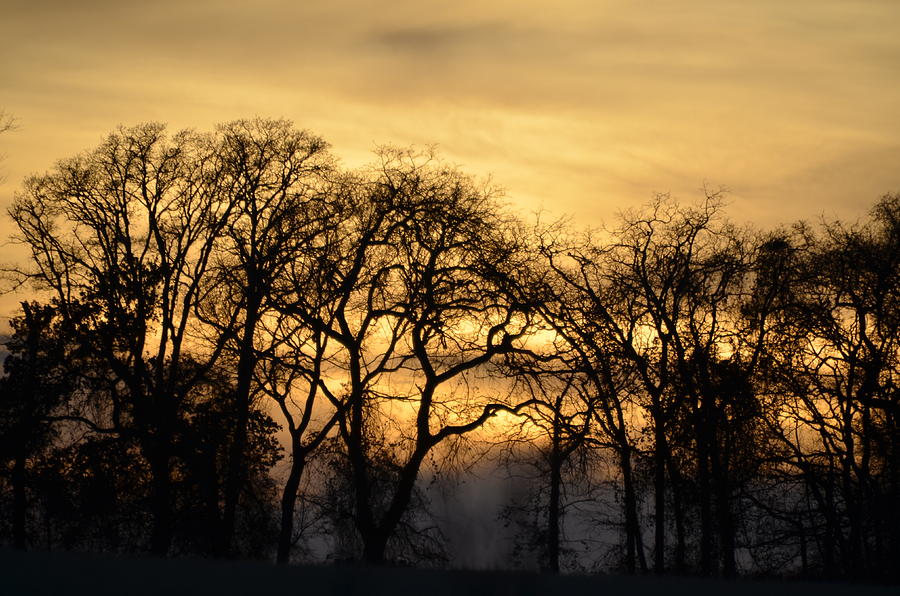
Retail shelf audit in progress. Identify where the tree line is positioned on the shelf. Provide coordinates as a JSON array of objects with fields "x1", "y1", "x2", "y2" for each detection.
[{"x1": 0, "y1": 119, "x2": 897, "y2": 581}]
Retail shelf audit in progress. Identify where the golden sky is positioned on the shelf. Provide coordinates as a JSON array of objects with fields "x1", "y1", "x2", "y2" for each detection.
[{"x1": 2, "y1": 0, "x2": 900, "y2": 317}]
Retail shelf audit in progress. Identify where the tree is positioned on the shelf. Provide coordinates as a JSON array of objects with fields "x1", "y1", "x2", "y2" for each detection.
[
  {"x1": 538, "y1": 193, "x2": 767, "y2": 575},
  {"x1": 0, "y1": 302, "x2": 73, "y2": 549},
  {"x1": 496, "y1": 366, "x2": 607, "y2": 573},
  {"x1": 253, "y1": 298, "x2": 342, "y2": 564},
  {"x1": 757, "y1": 195, "x2": 900, "y2": 579},
  {"x1": 7, "y1": 122, "x2": 271, "y2": 554},
  {"x1": 193, "y1": 118, "x2": 332, "y2": 556},
  {"x1": 533, "y1": 217, "x2": 651, "y2": 573},
  {"x1": 281, "y1": 150, "x2": 538, "y2": 563}
]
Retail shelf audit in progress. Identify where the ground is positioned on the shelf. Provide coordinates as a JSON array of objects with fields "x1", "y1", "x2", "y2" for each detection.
[{"x1": 0, "y1": 549, "x2": 895, "y2": 596}]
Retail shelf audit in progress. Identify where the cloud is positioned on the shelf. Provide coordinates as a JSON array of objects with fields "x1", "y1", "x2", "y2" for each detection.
[
  {"x1": 2, "y1": 0, "x2": 900, "y2": 235},
  {"x1": 369, "y1": 22, "x2": 516, "y2": 55}
]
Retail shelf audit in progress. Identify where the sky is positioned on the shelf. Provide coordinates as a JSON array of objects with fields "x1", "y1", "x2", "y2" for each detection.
[{"x1": 2, "y1": 0, "x2": 900, "y2": 317}]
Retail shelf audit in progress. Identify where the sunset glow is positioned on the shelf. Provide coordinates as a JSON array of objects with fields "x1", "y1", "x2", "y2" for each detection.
[
  {"x1": 4, "y1": 1, "x2": 899, "y2": 232},
  {"x1": 3, "y1": 0, "x2": 900, "y2": 581}
]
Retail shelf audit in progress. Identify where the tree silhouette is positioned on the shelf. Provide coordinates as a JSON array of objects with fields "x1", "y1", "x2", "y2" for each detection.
[
  {"x1": 534, "y1": 220, "x2": 649, "y2": 573},
  {"x1": 0, "y1": 302, "x2": 73, "y2": 549},
  {"x1": 8, "y1": 123, "x2": 286, "y2": 555},
  {"x1": 756, "y1": 195, "x2": 900, "y2": 579},
  {"x1": 279, "y1": 150, "x2": 538, "y2": 563},
  {"x1": 193, "y1": 119, "x2": 331, "y2": 556},
  {"x1": 4, "y1": 117, "x2": 900, "y2": 581}
]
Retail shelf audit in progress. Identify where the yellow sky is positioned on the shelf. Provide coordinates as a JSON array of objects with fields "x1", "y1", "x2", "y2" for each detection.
[{"x1": 2, "y1": 0, "x2": 900, "y2": 319}]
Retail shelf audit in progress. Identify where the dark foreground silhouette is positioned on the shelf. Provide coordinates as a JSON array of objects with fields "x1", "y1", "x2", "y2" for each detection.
[
  {"x1": 0, "y1": 548, "x2": 895, "y2": 596},
  {"x1": 3, "y1": 119, "x2": 900, "y2": 577}
]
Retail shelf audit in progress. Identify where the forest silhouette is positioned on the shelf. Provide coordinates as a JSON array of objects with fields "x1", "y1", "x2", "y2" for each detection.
[{"x1": 1, "y1": 119, "x2": 898, "y2": 584}]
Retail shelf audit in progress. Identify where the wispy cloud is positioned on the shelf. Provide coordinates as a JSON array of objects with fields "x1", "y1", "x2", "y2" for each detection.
[{"x1": 2, "y1": 0, "x2": 899, "y2": 230}]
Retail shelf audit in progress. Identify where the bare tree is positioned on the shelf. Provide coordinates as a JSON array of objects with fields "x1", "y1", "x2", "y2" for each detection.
[
  {"x1": 757, "y1": 196, "x2": 900, "y2": 579},
  {"x1": 192, "y1": 119, "x2": 332, "y2": 556},
  {"x1": 280, "y1": 150, "x2": 538, "y2": 563},
  {"x1": 253, "y1": 191, "x2": 349, "y2": 563},
  {"x1": 8, "y1": 123, "x2": 240, "y2": 554},
  {"x1": 539, "y1": 193, "x2": 762, "y2": 575},
  {"x1": 497, "y1": 363, "x2": 605, "y2": 573},
  {"x1": 535, "y1": 219, "x2": 650, "y2": 574}
]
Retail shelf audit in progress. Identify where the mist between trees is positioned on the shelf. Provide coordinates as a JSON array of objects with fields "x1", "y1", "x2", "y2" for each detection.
[{"x1": 0, "y1": 119, "x2": 898, "y2": 582}]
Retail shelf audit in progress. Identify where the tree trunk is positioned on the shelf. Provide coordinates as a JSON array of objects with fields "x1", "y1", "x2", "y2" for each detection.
[
  {"x1": 198, "y1": 449, "x2": 222, "y2": 556},
  {"x1": 712, "y1": 448, "x2": 736, "y2": 577},
  {"x1": 717, "y1": 488, "x2": 737, "y2": 577},
  {"x1": 221, "y1": 297, "x2": 262, "y2": 557},
  {"x1": 889, "y1": 413, "x2": 900, "y2": 581},
  {"x1": 148, "y1": 451, "x2": 173, "y2": 556},
  {"x1": 362, "y1": 451, "x2": 427, "y2": 565},
  {"x1": 821, "y1": 477, "x2": 836, "y2": 577},
  {"x1": 362, "y1": 531, "x2": 389, "y2": 565},
  {"x1": 276, "y1": 453, "x2": 306, "y2": 565},
  {"x1": 12, "y1": 451, "x2": 27, "y2": 550},
  {"x1": 697, "y1": 421, "x2": 713, "y2": 575},
  {"x1": 621, "y1": 443, "x2": 647, "y2": 573},
  {"x1": 653, "y1": 411, "x2": 667, "y2": 574},
  {"x1": 666, "y1": 450, "x2": 687, "y2": 573},
  {"x1": 841, "y1": 402, "x2": 861, "y2": 575},
  {"x1": 547, "y1": 445, "x2": 562, "y2": 574}
]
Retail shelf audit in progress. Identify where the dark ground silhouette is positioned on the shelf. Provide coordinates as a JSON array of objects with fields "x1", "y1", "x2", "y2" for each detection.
[{"x1": 1, "y1": 548, "x2": 896, "y2": 596}]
